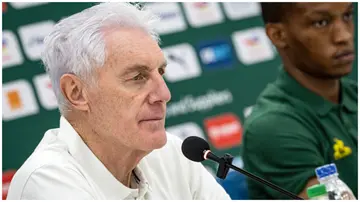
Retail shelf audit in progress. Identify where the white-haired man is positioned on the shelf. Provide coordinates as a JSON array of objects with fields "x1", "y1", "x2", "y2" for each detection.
[{"x1": 6, "y1": 3, "x2": 230, "y2": 200}]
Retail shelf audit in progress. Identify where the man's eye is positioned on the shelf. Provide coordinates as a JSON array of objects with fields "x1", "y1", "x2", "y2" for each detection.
[
  {"x1": 133, "y1": 74, "x2": 146, "y2": 81},
  {"x1": 158, "y1": 68, "x2": 165, "y2": 75},
  {"x1": 344, "y1": 12, "x2": 353, "y2": 21},
  {"x1": 313, "y1": 20, "x2": 328, "y2": 28}
]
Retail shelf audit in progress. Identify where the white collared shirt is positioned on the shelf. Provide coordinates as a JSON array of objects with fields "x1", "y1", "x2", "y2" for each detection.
[{"x1": 6, "y1": 117, "x2": 230, "y2": 200}]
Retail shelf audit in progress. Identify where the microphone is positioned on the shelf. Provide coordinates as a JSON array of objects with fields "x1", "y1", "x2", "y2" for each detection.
[{"x1": 181, "y1": 136, "x2": 303, "y2": 200}]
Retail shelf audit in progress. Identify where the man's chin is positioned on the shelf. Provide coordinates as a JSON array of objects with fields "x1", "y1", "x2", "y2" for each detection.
[
  {"x1": 315, "y1": 65, "x2": 353, "y2": 80},
  {"x1": 332, "y1": 63, "x2": 353, "y2": 77},
  {"x1": 329, "y1": 68, "x2": 353, "y2": 79},
  {"x1": 142, "y1": 130, "x2": 167, "y2": 151},
  {"x1": 152, "y1": 130, "x2": 168, "y2": 149}
]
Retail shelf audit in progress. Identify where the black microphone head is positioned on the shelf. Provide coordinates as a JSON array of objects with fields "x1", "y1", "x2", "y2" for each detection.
[{"x1": 181, "y1": 136, "x2": 210, "y2": 162}]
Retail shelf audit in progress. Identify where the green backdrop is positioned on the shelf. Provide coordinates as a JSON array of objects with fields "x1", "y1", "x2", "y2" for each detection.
[{"x1": 2, "y1": 2, "x2": 358, "y2": 174}]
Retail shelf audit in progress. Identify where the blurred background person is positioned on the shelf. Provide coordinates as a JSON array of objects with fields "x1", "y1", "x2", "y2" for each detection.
[{"x1": 242, "y1": 2, "x2": 357, "y2": 199}]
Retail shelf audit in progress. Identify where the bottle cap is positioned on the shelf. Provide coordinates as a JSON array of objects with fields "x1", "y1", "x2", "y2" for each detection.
[
  {"x1": 315, "y1": 163, "x2": 337, "y2": 179},
  {"x1": 307, "y1": 184, "x2": 327, "y2": 198}
]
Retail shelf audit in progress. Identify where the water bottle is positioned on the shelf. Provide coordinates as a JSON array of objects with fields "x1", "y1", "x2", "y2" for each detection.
[
  {"x1": 315, "y1": 163, "x2": 356, "y2": 200},
  {"x1": 307, "y1": 184, "x2": 329, "y2": 200}
]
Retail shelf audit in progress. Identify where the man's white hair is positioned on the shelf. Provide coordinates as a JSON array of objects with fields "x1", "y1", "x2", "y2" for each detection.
[{"x1": 41, "y1": 2, "x2": 160, "y2": 115}]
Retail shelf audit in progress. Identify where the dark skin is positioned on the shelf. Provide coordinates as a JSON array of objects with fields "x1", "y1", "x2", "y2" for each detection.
[
  {"x1": 266, "y1": 3, "x2": 354, "y2": 104},
  {"x1": 264, "y1": 3, "x2": 354, "y2": 199}
]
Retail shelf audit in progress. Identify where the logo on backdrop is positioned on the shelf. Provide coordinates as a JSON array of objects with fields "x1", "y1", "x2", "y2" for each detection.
[
  {"x1": 232, "y1": 27, "x2": 275, "y2": 65},
  {"x1": 182, "y1": 2, "x2": 224, "y2": 28},
  {"x1": 2, "y1": 170, "x2": 17, "y2": 200},
  {"x1": 166, "y1": 122, "x2": 206, "y2": 140},
  {"x1": 18, "y1": 20, "x2": 55, "y2": 61},
  {"x1": 33, "y1": 73, "x2": 58, "y2": 110},
  {"x1": 204, "y1": 113, "x2": 242, "y2": 149},
  {"x1": 2, "y1": 31, "x2": 24, "y2": 68},
  {"x1": 197, "y1": 39, "x2": 234, "y2": 69},
  {"x1": 9, "y1": 2, "x2": 48, "y2": 9},
  {"x1": 2, "y1": 80, "x2": 39, "y2": 121},
  {"x1": 163, "y1": 43, "x2": 202, "y2": 82},
  {"x1": 2, "y1": 2, "x2": 7, "y2": 13},
  {"x1": 166, "y1": 89, "x2": 233, "y2": 118},
  {"x1": 223, "y1": 2, "x2": 261, "y2": 20},
  {"x1": 145, "y1": 2, "x2": 187, "y2": 35}
]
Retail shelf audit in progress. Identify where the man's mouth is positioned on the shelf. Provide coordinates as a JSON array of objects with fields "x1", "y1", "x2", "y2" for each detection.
[
  {"x1": 139, "y1": 116, "x2": 164, "y2": 122},
  {"x1": 333, "y1": 50, "x2": 355, "y2": 64}
]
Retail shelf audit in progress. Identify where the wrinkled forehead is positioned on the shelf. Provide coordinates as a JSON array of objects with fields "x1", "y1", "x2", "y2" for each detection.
[{"x1": 102, "y1": 27, "x2": 164, "y2": 72}]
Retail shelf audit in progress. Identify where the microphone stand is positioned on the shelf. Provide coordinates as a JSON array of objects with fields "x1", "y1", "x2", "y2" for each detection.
[{"x1": 207, "y1": 152, "x2": 304, "y2": 200}]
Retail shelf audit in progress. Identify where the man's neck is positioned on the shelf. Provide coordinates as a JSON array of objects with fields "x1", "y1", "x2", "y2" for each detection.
[
  {"x1": 66, "y1": 116, "x2": 148, "y2": 187},
  {"x1": 283, "y1": 62, "x2": 340, "y2": 104}
]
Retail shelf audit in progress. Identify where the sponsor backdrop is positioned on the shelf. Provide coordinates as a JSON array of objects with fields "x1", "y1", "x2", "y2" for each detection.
[{"x1": 2, "y1": 2, "x2": 358, "y2": 175}]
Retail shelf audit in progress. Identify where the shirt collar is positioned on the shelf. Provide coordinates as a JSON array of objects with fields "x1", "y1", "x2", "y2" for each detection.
[
  {"x1": 274, "y1": 68, "x2": 351, "y2": 116},
  {"x1": 340, "y1": 81, "x2": 357, "y2": 113},
  {"x1": 57, "y1": 116, "x2": 148, "y2": 199}
]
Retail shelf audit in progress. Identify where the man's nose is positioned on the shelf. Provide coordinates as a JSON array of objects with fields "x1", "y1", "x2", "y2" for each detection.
[
  {"x1": 148, "y1": 74, "x2": 171, "y2": 105},
  {"x1": 332, "y1": 19, "x2": 353, "y2": 46}
]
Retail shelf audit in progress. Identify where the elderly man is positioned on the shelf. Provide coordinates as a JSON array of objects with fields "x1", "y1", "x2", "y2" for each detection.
[{"x1": 6, "y1": 3, "x2": 230, "y2": 200}]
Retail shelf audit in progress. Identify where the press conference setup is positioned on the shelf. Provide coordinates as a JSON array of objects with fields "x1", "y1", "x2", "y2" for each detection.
[{"x1": 2, "y1": 2, "x2": 358, "y2": 200}]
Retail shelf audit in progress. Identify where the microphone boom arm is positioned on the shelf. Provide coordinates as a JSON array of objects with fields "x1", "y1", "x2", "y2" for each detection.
[{"x1": 205, "y1": 152, "x2": 304, "y2": 200}]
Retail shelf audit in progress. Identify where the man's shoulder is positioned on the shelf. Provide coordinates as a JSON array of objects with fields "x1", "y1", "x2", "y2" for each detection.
[
  {"x1": 342, "y1": 77, "x2": 358, "y2": 88},
  {"x1": 7, "y1": 130, "x2": 84, "y2": 199},
  {"x1": 245, "y1": 79, "x2": 320, "y2": 135},
  {"x1": 245, "y1": 104, "x2": 306, "y2": 134},
  {"x1": 248, "y1": 84, "x2": 300, "y2": 124},
  {"x1": 8, "y1": 157, "x2": 92, "y2": 199},
  {"x1": 242, "y1": 101, "x2": 321, "y2": 154},
  {"x1": 12, "y1": 152, "x2": 80, "y2": 186},
  {"x1": 21, "y1": 129, "x2": 77, "y2": 171},
  {"x1": 19, "y1": 146, "x2": 76, "y2": 174},
  {"x1": 342, "y1": 77, "x2": 358, "y2": 98}
]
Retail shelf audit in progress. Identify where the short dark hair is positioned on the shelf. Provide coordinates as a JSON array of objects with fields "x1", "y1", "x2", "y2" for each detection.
[{"x1": 260, "y1": 3, "x2": 295, "y2": 24}]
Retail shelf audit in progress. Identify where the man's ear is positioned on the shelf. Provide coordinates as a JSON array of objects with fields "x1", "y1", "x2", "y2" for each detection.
[
  {"x1": 59, "y1": 74, "x2": 90, "y2": 112},
  {"x1": 265, "y1": 23, "x2": 288, "y2": 49}
]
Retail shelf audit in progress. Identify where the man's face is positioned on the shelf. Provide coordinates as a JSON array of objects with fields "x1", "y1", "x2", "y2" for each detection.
[
  {"x1": 86, "y1": 28, "x2": 171, "y2": 152},
  {"x1": 283, "y1": 3, "x2": 354, "y2": 79}
]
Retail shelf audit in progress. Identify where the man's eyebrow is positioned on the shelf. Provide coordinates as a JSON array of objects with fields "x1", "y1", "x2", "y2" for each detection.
[
  {"x1": 304, "y1": 8, "x2": 331, "y2": 17},
  {"x1": 305, "y1": 3, "x2": 353, "y2": 17},
  {"x1": 121, "y1": 64, "x2": 150, "y2": 76},
  {"x1": 122, "y1": 61, "x2": 167, "y2": 76}
]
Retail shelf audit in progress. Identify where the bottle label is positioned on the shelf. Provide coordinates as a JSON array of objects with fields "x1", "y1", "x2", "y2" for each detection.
[{"x1": 315, "y1": 163, "x2": 337, "y2": 179}]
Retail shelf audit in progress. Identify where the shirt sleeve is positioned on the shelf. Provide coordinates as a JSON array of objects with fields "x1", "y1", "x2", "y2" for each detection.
[
  {"x1": 20, "y1": 164, "x2": 96, "y2": 200},
  {"x1": 242, "y1": 112, "x2": 325, "y2": 199}
]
